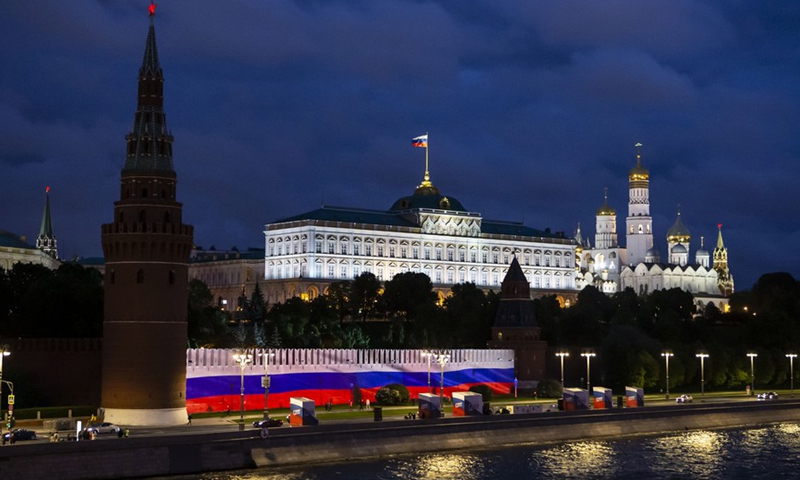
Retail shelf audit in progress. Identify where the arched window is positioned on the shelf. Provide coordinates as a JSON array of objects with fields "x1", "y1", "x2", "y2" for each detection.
[
  {"x1": 169, "y1": 270, "x2": 175, "y2": 285},
  {"x1": 110, "y1": 269, "x2": 116, "y2": 285},
  {"x1": 136, "y1": 269, "x2": 145, "y2": 284}
]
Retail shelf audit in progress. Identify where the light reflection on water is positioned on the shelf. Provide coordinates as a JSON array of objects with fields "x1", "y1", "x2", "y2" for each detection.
[{"x1": 178, "y1": 423, "x2": 800, "y2": 480}]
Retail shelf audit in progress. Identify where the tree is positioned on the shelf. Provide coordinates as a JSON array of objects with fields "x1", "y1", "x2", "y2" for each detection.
[
  {"x1": 349, "y1": 272, "x2": 381, "y2": 322},
  {"x1": 443, "y1": 283, "x2": 492, "y2": 347},
  {"x1": 187, "y1": 279, "x2": 228, "y2": 347},
  {"x1": 381, "y1": 272, "x2": 437, "y2": 322},
  {"x1": 326, "y1": 281, "x2": 352, "y2": 323},
  {"x1": 247, "y1": 281, "x2": 267, "y2": 323}
]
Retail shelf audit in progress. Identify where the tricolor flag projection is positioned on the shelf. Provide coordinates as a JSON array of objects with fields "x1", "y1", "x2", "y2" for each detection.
[{"x1": 412, "y1": 134, "x2": 428, "y2": 148}]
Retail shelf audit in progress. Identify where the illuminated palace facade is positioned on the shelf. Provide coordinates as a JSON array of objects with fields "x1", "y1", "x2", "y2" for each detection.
[{"x1": 260, "y1": 170, "x2": 577, "y2": 306}]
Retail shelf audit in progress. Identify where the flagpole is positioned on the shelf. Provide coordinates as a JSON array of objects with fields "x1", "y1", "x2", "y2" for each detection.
[{"x1": 425, "y1": 132, "x2": 429, "y2": 180}]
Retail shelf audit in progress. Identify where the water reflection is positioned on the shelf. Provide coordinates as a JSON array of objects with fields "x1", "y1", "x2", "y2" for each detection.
[
  {"x1": 173, "y1": 423, "x2": 800, "y2": 480},
  {"x1": 531, "y1": 441, "x2": 618, "y2": 477}
]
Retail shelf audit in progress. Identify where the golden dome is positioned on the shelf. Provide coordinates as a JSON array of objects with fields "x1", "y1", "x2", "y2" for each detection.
[
  {"x1": 596, "y1": 188, "x2": 616, "y2": 216},
  {"x1": 628, "y1": 143, "x2": 649, "y2": 182}
]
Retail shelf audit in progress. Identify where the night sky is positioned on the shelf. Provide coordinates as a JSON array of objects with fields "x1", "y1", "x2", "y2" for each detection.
[{"x1": 3, "y1": 1, "x2": 800, "y2": 291}]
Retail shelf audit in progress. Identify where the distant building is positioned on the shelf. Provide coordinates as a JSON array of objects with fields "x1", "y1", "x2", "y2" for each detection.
[
  {"x1": 189, "y1": 246, "x2": 265, "y2": 313},
  {"x1": 0, "y1": 188, "x2": 60, "y2": 271},
  {"x1": 576, "y1": 145, "x2": 733, "y2": 311},
  {"x1": 261, "y1": 165, "x2": 578, "y2": 306}
]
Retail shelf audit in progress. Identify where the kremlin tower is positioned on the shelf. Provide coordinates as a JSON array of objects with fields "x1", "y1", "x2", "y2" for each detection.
[{"x1": 100, "y1": 4, "x2": 194, "y2": 425}]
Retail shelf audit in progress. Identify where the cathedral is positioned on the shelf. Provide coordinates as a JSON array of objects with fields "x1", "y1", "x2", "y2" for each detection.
[{"x1": 576, "y1": 145, "x2": 734, "y2": 311}]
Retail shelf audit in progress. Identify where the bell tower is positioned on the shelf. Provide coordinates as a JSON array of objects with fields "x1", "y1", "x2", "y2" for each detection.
[{"x1": 100, "y1": 4, "x2": 194, "y2": 426}]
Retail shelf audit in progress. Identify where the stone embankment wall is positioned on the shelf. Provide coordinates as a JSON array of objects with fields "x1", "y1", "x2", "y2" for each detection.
[{"x1": 2, "y1": 401, "x2": 800, "y2": 480}]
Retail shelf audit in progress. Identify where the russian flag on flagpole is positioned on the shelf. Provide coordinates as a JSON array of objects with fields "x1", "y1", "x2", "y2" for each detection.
[{"x1": 412, "y1": 134, "x2": 428, "y2": 148}]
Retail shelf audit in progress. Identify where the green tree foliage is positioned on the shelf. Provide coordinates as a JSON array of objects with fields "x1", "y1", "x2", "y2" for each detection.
[
  {"x1": 187, "y1": 279, "x2": 229, "y2": 347},
  {"x1": 246, "y1": 281, "x2": 267, "y2": 323},
  {"x1": 326, "y1": 281, "x2": 352, "y2": 323},
  {"x1": 535, "y1": 378, "x2": 563, "y2": 399},
  {"x1": 349, "y1": 272, "x2": 381, "y2": 322},
  {"x1": 381, "y1": 272, "x2": 437, "y2": 323},
  {"x1": 375, "y1": 386, "x2": 401, "y2": 405},
  {"x1": 385, "y1": 383, "x2": 410, "y2": 403},
  {"x1": 0, "y1": 262, "x2": 103, "y2": 337},
  {"x1": 442, "y1": 283, "x2": 494, "y2": 348}
]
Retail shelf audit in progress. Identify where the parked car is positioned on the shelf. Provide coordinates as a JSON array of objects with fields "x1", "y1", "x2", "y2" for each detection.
[
  {"x1": 2, "y1": 428, "x2": 37, "y2": 444},
  {"x1": 757, "y1": 392, "x2": 779, "y2": 400},
  {"x1": 253, "y1": 418, "x2": 284, "y2": 428},
  {"x1": 88, "y1": 422, "x2": 121, "y2": 434},
  {"x1": 676, "y1": 394, "x2": 694, "y2": 404}
]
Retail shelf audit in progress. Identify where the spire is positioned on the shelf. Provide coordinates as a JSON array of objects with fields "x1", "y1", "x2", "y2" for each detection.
[
  {"x1": 716, "y1": 223, "x2": 725, "y2": 249},
  {"x1": 36, "y1": 186, "x2": 57, "y2": 258},
  {"x1": 628, "y1": 142, "x2": 649, "y2": 183},
  {"x1": 124, "y1": 4, "x2": 174, "y2": 172},
  {"x1": 574, "y1": 222, "x2": 583, "y2": 245}
]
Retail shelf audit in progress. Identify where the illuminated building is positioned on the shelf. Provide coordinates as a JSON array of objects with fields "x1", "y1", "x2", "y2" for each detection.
[
  {"x1": 261, "y1": 166, "x2": 577, "y2": 306},
  {"x1": 0, "y1": 188, "x2": 60, "y2": 271},
  {"x1": 577, "y1": 144, "x2": 733, "y2": 310}
]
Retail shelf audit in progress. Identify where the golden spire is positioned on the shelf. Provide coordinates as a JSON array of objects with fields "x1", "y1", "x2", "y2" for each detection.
[{"x1": 628, "y1": 142, "x2": 649, "y2": 182}]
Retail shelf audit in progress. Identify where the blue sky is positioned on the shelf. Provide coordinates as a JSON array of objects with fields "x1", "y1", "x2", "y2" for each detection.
[{"x1": 2, "y1": 1, "x2": 800, "y2": 290}]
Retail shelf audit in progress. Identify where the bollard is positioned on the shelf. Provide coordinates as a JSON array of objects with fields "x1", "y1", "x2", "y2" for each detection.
[{"x1": 373, "y1": 406, "x2": 382, "y2": 421}]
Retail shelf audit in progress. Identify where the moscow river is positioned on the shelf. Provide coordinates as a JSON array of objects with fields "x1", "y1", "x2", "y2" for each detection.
[{"x1": 175, "y1": 423, "x2": 800, "y2": 480}]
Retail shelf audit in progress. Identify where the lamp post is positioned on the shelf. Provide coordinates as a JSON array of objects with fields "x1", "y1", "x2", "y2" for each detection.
[
  {"x1": 434, "y1": 352, "x2": 451, "y2": 412},
  {"x1": 787, "y1": 354, "x2": 797, "y2": 393},
  {"x1": 747, "y1": 353, "x2": 757, "y2": 395},
  {"x1": 556, "y1": 352, "x2": 569, "y2": 388},
  {"x1": 261, "y1": 350, "x2": 275, "y2": 420},
  {"x1": 233, "y1": 352, "x2": 253, "y2": 430},
  {"x1": 581, "y1": 352, "x2": 596, "y2": 392},
  {"x1": 696, "y1": 353, "x2": 709, "y2": 397},
  {"x1": 421, "y1": 350, "x2": 433, "y2": 394},
  {"x1": 661, "y1": 351, "x2": 674, "y2": 400},
  {"x1": 0, "y1": 345, "x2": 9, "y2": 424}
]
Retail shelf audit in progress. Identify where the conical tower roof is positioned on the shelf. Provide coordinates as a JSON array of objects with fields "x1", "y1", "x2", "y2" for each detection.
[{"x1": 596, "y1": 188, "x2": 616, "y2": 215}]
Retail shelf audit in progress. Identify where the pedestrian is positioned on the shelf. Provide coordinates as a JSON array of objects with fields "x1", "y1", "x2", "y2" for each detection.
[
  {"x1": 359, "y1": 399, "x2": 365, "y2": 411},
  {"x1": 349, "y1": 400, "x2": 353, "y2": 411},
  {"x1": 187, "y1": 413, "x2": 192, "y2": 425},
  {"x1": 366, "y1": 399, "x2": 371, "y2": 410}
]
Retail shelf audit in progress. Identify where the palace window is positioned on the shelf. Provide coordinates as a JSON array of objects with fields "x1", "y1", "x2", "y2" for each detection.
[
  {"x1": 366, "y1": 244, "x2": 372, "y2": 256},
  {"x1": 354, "y1": 244, "x2": 360, "y2": 255},
  {"x1": 377, "y1": 245, "x2": 384, "y2": 257},
  {"x1": 315, "y1": 240, "x2": 322, "y2": 253}
]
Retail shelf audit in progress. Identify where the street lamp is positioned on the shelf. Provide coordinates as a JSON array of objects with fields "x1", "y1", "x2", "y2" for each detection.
[
  {"x1": 0, "y1": 345, "x2": 9, "y2": 423},
  {"x1": 556, "y1": 352, "x2": 569, "y2": 388},
  {"x1": 434, "y1": 352, "x2": 451, "y2": 411},
  {"x1": 787, "y1": 354, "x2": 797, "y2": 393},
  {"x1": 580, "y1": 352, "x2": 596, "y2": 391},
  {"x1": 661, "y1": 351, "x2": 674, "y2": 400},
  {"x1": 260, "y1": 350, "x2": 275, "y2": 420},
  {"x1": 233, "y1": 351, "x2": 253, "y2": 430},
  {"x1": 421, "y1": 350, "x2": 434, "y2": 394},
  {"x1": 696, "y1": 352, "x2": 709, "y2": 397},
  {"x1": 747, "y1": 352, "x2": 757, "y2": 395}
]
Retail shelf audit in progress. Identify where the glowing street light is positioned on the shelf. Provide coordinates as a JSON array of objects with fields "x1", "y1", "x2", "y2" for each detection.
[
  {"x1": 661, "y1": 351, "x2": 674, "y2": 400},
  {"x1": 747, "y1": 352, "x2": 758, "y2": 395},
  {"x1": 581, "y1": 352, "x2": 596, "y2": 391},
  {"x1": 233, "y1": 351, "x2": 253, "y2": 430},
  {"x1": 0, "y1": 345, "x2": 9, "y2": 423},
  {"x1": 421, "y1": 350, "x2": 434, "y2": 394},
  {"x1": 433, "y1": 352, "x2": 451, "y2": 410},
  {"x1": 556, "y1": 352, "x2": 569, "y2": 388},
  {"x1": 260, "y1": 350, "x2": 275, "y2": 420},
  {"x1": 787, "y1": 354, "x2": 797, "y2": 393},
  {"x1": 696, "y1": 352, "x2": 709, "y2": 396}
]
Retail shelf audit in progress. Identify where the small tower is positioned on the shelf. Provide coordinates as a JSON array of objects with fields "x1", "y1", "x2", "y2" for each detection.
[
  {"x1": 100, "y1": 5, "x2": 194, "y2": 426},
  {"x1": 625, "y1": 143, "x2": 654, "y2": 265},
  {"x1": 695, "y1": 236, "x2": 710, "y2": 268},
  {"x1": 667, "y1": 209, "x2": 691, "y2": 266},
  {"x1": 595, "y1": 188, "x2": 618, "y2": 249},
  {"x1": 36, "y1": 186, "x2": 57, "y2": 259},
  {"x1": 487, "y1": 257, "x2": 547, "y2": 386},
  {"x1": 713, "y1": 224, "x2": 734, "y2": 296}
]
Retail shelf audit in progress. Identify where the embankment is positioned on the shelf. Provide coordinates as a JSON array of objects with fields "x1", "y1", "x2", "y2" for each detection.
[{"x1": 2, "y1": 401, "x2": 799, "y2": 480}]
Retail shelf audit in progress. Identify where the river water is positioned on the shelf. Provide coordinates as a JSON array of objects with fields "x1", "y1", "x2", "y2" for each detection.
[{"x1": 174, "y1": 423, "x2": 800, "y2": 479}]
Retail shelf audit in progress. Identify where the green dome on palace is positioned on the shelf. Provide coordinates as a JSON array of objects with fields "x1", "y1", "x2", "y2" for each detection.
[{"x1": 389, "y1": 180, "x2": 468, "y2": 212}]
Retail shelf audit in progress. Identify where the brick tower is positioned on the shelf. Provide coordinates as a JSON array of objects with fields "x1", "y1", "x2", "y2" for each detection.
[
  {"x1": 488, "y1": 257, "x2": 548, "y2": 387},
  {"x1": 100, "y1": 5, "x2": 194, "y2": 426}
]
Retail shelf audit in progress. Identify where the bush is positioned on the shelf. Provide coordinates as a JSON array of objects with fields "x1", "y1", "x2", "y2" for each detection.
[
  {"x1": 375, "y1": 387, "x2": 401, "y2": 406},
  {"x1": 536, "y1": 378, "x2": 563, "y2": 399},
  {"x1": 385, "y1": 383, "x2": 410, "y2": 404},
  {"x1": 468, "y1": 384, "x2": 494, "y2": 402}
]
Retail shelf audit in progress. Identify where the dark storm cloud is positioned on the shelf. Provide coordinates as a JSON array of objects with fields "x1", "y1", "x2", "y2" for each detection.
[{"x1": 2, "y1": 0, "x2": 799, "y2": 289}]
